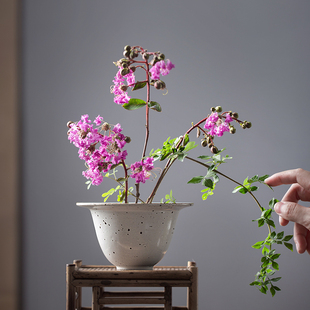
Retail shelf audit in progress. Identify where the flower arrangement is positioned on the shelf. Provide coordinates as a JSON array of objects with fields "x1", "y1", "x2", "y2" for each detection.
[{"x1": 67, "y1": 45, "x2": 293, "y2": 296}]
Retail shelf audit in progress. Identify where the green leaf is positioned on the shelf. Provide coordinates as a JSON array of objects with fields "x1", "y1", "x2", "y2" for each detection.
[
  {"x1": 276, "y1": 231, "x2": 284, "y2": 239},
  {"x1": 198, "y1": 155, "x2": 212, "y2": 160},
  {"x1": 283, "y1": 235, "x2": 293, "y2": 242},
  {"x1": 132, "y1": 81, "x2": 147, "y2": 91},
  {"x1": 271, "y1": 253, "x2": 281, "y2": 259},
  {"x1": 270, "y1": 277, "x2": 281, "y2": 282},
  {"x1": 187, "y1": 176, "x2": 204, "y2": 184},
  {"x1": 183, "y1": 133, "x2": 190, "y2": 146},
  {"x1": 239, "y1": 187, "x2": 248, "y2": 194},
  {"x1": 252, "y1": 240, "x2": 264, "y2": 249},
  {"x1": 272, "y1": 261, "x2": 279, "y2": 270},
  {"x1": 266, "y1": 219, "x2": 276, "y2": 228},
  {"x1": 203, "y1": 178, "x2": 214, "y2": 188},
  {"x1": 123, "y1": 98, "x2": 146, "y2": 110},
  {"x1": 269, "y1": 198, "x2": 279, "y2": 209},
  {"x1": 259, "y1": 175, "x2": 270, "y2": 182},
  {"x1": 258, "y1": 218, "x2": 265, "y2": 227},
  {"x1": 148, "y1": 101, "x2": 162, "y2": 112},
  {"x1": 284, "y1": 242, "x2": 294, "y2": 251},
  {"x1": 249, "y1": 175, "x2": 259, "y2": 183},
  {"x1": 232, "y1": 186, "x2": 242, "y2": 193},
  {"x1": 184, "y1": 141, "x2": 197, "y2": 152},
  {"x1": 249, "y1": 186, "x2": 258, "y2": 192},
  {"x1": 270, "y1": 287, "x2": 276, "y2": 297}
]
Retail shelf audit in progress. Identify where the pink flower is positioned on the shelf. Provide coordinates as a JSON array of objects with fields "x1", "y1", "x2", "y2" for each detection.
[
  {"x1": 68, "y1": 115, "x2": 128, "y2": 186},
  {"x1": 130, "y1": 157, "x2": 154, "y2": 184},
  {"x1": 94, "y1": 115, "x2": 103, "y2": 126},
  {"x1": 149, "y1": 60, "x2": 175, "y2": 80},
  {"x1": 204, "y1": 112, "x2": 231, "y2": 137},
  {"x1": 225, "y1": 113, "x2": 233, "y2": 123},
  {"x1": 112, "y1": 68, "x2": 135, "y2": 105}
]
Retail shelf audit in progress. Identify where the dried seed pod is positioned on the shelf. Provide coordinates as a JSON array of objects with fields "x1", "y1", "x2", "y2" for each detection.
[
  {"x1": 67, "y1": 121, "x2": 74, "y2": 128},
  {"x1": 196, "y1": 127, "x2": 201, "y2": 138},
  {"x1": 154, "y1": 80, "x2": 166, "y2": 90},
  {"x1": 211, "y1": 146, "x2": 218, "y2": 154},
  {"x1": 201, "y1": 139, "x2": 208, "y2": 147},
  {"x1": 102, "y1": 122, "x2": 110, "y2": 131}
]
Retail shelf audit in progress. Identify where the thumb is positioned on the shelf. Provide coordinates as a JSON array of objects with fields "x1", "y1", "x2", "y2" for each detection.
[{"x1": 274, "y1": 202, "x2": 310, "y2": 230}]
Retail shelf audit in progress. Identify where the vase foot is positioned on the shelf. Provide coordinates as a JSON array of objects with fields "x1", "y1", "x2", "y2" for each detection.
[{"x1": 116, "y1": 266, "x2": 154, "y2": 270}]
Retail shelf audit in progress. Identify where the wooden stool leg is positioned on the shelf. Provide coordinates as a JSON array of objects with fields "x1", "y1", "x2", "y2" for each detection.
[
  {"x1": 164, "y1": 286, "x2": 172, "y2": 310},
  {"x1": 92, "y1": 287, "x2": 100, "y2": 310},
  {"x1": 187, "y1": 261, "x2": 198, "y2": 310},
  {"x1": 66, "y1": 264, "x2": 76, "y2": 310},
  {"x1": 73, "y1": 260, "x2": 83, "y2": 310}
]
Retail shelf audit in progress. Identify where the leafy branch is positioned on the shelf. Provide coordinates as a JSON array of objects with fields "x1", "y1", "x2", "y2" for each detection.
[{"x1": 185, "y1": 153, "x2": 293, "y2": 296}]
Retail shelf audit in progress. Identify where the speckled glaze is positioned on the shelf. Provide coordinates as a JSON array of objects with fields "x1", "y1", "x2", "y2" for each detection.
[{"x1": 77, "y1": 202, "x2": 193, "y2": 270}]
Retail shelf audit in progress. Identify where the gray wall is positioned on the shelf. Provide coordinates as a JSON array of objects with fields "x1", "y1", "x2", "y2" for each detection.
[{"x1": 22, "y1": 1, "x2": 310, "y2": 309}]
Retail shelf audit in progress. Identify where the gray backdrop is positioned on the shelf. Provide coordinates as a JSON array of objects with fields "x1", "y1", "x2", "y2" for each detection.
[{"x1": 22, "y1": 1, "x2": 310, "y2": 309}]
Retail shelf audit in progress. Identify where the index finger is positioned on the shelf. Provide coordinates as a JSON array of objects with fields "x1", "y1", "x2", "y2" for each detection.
[{"x1": 265, "y1": 168, "x2": 310, "y2": 191}]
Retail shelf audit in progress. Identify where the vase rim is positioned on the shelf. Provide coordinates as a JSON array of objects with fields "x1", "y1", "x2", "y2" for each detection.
[{"x1": 76, "y1": 202, "x2": 193, "y2": 211}]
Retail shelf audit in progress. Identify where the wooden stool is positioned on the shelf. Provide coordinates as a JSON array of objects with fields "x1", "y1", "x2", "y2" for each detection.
[{"x1": 66, "y1": 260, "x2": 198, "y2": 310}]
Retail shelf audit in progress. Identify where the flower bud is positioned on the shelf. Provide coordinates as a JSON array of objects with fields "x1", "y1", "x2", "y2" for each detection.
[
  {"x1": 150, "y1": 56, "x2": 159, "y2": 66},
  {"x1": 129, "y1": 66, "x2": 136, "y2": 72},
  {"x1": 125, "y1": 136, "x2": 131, "y2": 143},
  {"x1": 102, "y1": 122, "x2": 110, "y2": 131},
  {"x1": 121, "y1": 68, "x2": 130, "y2": 76},
  {"x1": 230, "y1": 126, "x2": 236, "y2": 134},
  {"x1": 130, "y1": 49, "x2": 139, "y2": 59},
  {"x1": 124, "y1": 45, "x2": 131, "y2": 52},
  {"x1": 211, "y1": 107, "x2": 216, "y2": 112},
  {"x1": 142, "y1": 53, "x2": 150, "y2": 60},
  {"x1": 211, "y1": 146, "x2": 218, "y2": 154},
  {"x1": 154, "y1": 80, "x2": 166, "y2": 90},
  {"x1": 79, "y1": 130, "x2": 87, "y2": 139},
  {"x1": 159, "y1": 53, "x2": 165, "y2": 60},
  {"x1": 120, "y1": 85, "x2": 128, "y2": 91},
  {"x1": 246, "y1": 121, "x2": 252, "y2": 128},
  {"x1": 201, "y1": 139, "x2": 208, "y2": 147},
  {"x1": 87, "y1": 144, "x2": 96, "y2": 154},
  {"x1": 67, "y1": 121, "x2": 74, "y2": 128},
  {"x1": 215, "y1": 106, "x2": 222, "y2": 112},
  {"x1": 123, "y1": 50, "x2": 130, "y2": 58},
  {"x1": 232, "y1": 112, "x2": 239, "y2": 118}
]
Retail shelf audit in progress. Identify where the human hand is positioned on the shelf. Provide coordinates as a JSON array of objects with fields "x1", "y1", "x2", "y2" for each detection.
[{"x1": 265, "y1": 168, "x2": 310, "y2": 255}]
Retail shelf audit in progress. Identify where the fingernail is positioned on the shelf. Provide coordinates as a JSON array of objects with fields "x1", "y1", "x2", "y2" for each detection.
[{"x1": 274, "y1": 202, "x2": 282, "y2": 214}]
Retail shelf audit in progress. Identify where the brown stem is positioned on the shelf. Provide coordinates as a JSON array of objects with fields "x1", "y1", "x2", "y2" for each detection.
[{"x1": 121, "y1": 160, "x2": 128, "y2": 203}]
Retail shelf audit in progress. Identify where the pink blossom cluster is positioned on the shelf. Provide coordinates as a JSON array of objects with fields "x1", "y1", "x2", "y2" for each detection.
[
  {"x1": 149, "y1": 59, "x2": 175, "y2": 80},
  {"x1": 112, "y1": 68, "x2": 135, "y2": 105},
  {"x1": 204, "y1": 112, "x2": 233, "y2": 137},
  {"x1": 130, "y1": 157, "x2": 154, "y2": 184},
  {"x1": 68, "y1": 115, "x2": 128, "y2": 186}
]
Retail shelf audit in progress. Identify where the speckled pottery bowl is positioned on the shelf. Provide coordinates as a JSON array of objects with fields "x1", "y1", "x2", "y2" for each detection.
[{"x1": 77, "y1": 202, "x2": 193, "y2": 270}]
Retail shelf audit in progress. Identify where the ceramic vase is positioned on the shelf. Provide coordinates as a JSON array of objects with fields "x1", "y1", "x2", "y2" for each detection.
[{"x1": 77, "y1": 202, "x2": 193, "y2": 270}]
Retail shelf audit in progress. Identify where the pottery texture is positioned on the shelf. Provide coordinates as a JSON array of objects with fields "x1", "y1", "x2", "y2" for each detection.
[{"x1": 77, "y1": 203, "x2": 192, "y2": 270}]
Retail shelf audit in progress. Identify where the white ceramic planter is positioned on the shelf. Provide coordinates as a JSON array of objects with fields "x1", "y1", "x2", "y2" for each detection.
[{"x1": 77, "y1": 202, "x2": 193, "y2": 270}]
